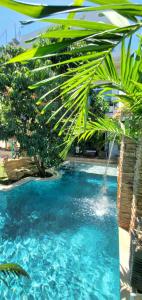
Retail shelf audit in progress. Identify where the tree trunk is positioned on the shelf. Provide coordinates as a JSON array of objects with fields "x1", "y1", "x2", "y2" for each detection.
[
  {"x1": 130, "y1": 137, "x2": 142, "y2": 231},
  {"x1": 34, "y1": 156, "x2": 46, "y2": 177},
  {"x1": 117, "y1": 137, "x2": 137, "y2": 231}
]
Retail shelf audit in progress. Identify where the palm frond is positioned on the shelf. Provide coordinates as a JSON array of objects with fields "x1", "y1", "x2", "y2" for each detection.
[
  {"x1": 60, "y1": 116, "x2": 128, "y2": 158},
  {"x1": 33, "y1": 37, "x2": 142, "y2": 152},
  {"x1": 0, "y1": 263, "x2": 30, "y2": 279},
  {"x1": 5, "y1": 1, "x2": 142, "y2": 21},
  {"x1": 79, "y1": 117, "x2": 126, "y2": 139},
  {"x1": 2, "y1": 0, "x2": 142, "y2": 155},
  {"x1": 0, "y1": 0, "x2": 85, "y2": 18}
]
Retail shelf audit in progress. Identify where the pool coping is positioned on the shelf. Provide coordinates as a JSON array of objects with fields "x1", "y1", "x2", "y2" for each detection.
[
  {"x1": 63, "y1": 160, "x2": 118, "y2": 177},
  {"x1": 119, "y1": 227, "x2": 131, "y2": 299},
  {"x1": 68, "y1": 155, "x2": 118, "y2": 165},
  {"x1": 0, "y1": 173, "x2": 61, "y2": 191},
  {"x1": 0, "y1": 161, "x2": 118, "y2": 191},
  {"x1": 66, "y1": 157, "x2": 118, "y2": 168}
]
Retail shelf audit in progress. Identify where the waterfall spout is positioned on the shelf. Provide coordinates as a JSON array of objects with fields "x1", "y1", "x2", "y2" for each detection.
[{"x1": 102, "y1": 134, "x2": 117, "y2": 194}]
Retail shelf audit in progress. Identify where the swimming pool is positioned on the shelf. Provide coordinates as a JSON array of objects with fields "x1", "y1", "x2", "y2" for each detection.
[{"x1": 0, "y1": 164, "x2": 120, "y2": 299}]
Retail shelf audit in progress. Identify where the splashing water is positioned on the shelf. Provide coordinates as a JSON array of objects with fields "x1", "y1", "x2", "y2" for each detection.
[
  {"x1": 81, "y1": 194, "x2": 116, "y2": 218},
  {"x1": 102, "y1": 134, "x2": 117, "y2": 194}
]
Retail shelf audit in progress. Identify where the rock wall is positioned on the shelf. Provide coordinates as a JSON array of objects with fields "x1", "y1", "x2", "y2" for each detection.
[
  {"x1": 129, "y1": 218, "x2": 142, "y2": 293},
  {"x1": 4, "y1": 157, "x2": 38, "y2": 181},
  {"x1": 130, "y1": 138, "x2": 142, "y2": 231},
  {"x1": 118, "y1": 137, "x2": 142, "y2": 294},
  {"x1": 118, "y1": 137, "x2": 137, "y2": 231}
]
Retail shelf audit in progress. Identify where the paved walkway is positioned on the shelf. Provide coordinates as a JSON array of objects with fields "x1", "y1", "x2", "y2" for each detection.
[
  {"x1": 119, "y1": 228, "x2": 131, "y2": 299},
  {"x1": 66, "y1": 156, "x2": 118, "y2": 176},
  {"x1": 68, "y1": 155, "x2": 118, "y2": 165}
]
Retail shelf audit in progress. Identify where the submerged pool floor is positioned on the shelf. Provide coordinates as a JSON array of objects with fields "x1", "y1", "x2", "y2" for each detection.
[{"x1": 0, "y1": 168, "x2": 119, "y2": 299}]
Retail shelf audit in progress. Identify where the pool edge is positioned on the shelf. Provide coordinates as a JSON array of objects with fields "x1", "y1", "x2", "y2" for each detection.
[
  {"x1": 119, "y1": 227, "x2": 131, "y2": 299},
  {"x1": 0, "y1": 173, "x2": 61, "y2": 191}
]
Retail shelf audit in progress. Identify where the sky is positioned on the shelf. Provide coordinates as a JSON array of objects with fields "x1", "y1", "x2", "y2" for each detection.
[{"x1": 0, "y1": 0, "x2": 142, "y2": 46}]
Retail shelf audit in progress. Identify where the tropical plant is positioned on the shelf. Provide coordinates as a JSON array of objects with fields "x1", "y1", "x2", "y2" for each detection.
[
  {"x1": 0, "y1": 44, "x2": 64, "y2": 175},
  {"x1": 70, "y1": 37, "x2": 142, "y2": 142},
  {"x1": 1, "y1": 0, "x2": 141, "y2": 152},
  {"x1": 0, "y1": 0, "x2": 142, "y2": 157}
]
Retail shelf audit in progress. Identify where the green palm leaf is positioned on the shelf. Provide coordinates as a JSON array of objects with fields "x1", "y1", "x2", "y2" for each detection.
[
  {"x1": 30, "y1": 37, "x2": 142, "y2": 151},
  {"x1": 21, "y1": 18, "x2": 117, "y2": 30},
  {"x1": 8, "y1": 21, "x2": 140, "y2": 64},
  {"x1": 60, "y1": 117, "x2": 127, "y2": 158},
  {"x1": 49, "y1": 37, "x2": 142, "y2": 155},
  {"x1": 0, "y1": 263, "x2": 30, "y2": 279},
  {"x1": 79, "y1": 117, "x2": 126, "y2": 139},
  {"x1": 2, "y1": 0, "x2": 142, "y2": 156},
  {"x1": 1, "y1": 1, "x2": 142, "y2": 21},
  {"x1": 131, "y1": 81, "x2": 142, "y2": 91},
  {"x1": 8, "y1": 39, "x2": 81, "y2": 63},
  {"x1": 0, "y1": 0, "x2": 85, "y2": 18}
]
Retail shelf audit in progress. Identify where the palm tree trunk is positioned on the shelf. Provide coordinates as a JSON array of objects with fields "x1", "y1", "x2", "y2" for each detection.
[
  {"x1": 130, "y1": 137, "x2": 142, "y2": 231},
  {"x1": 118, "y1": 137, "x2": 137, "y2": 231},
  {"x1": 34, "y1": 156, "x2": 46, "y2": 177}
]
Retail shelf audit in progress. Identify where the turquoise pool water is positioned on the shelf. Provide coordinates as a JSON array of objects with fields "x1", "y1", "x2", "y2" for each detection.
[{"x1": 0, "y1": 166, "x2": 119, "y2": 299}]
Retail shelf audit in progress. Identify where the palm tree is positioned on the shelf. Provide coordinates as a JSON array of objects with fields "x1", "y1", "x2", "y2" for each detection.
[
  {"x1": 66, "y1": 37, "x2": 142, "y2": 143},
  {"x1": 2, "y1": 0, "x2": 141, "y2": 147}
]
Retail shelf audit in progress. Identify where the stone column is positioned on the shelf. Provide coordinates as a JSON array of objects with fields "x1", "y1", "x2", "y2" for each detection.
[
  {"x1": 118, "y1": 137, "x2": 137, "y2": 231},
  {"x1": 130, "y1": 138, "x2": 142, "y2": 231}
]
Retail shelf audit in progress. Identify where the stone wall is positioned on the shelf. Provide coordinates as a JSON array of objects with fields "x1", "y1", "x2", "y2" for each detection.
[
  {"x1": 129, "y1": 218, "x2": 142, "y2": 293},
  {"x1": 130, "y1": 138, "x2": 142, "y2": 231},
  {"x1": 4, "y1": 157, "x2": 38, "y2": 181},
  {"x1": 115, "y1": 137, "x2": 142, "y2": 293},
  {"x1": 118, "y1": 137, "x2": 137, "y2": 231}
]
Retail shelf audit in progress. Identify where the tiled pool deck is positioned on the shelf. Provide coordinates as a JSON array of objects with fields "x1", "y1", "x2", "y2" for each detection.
[
  {"x1": 68, "y1": 155, "x2": 118, "y2": 165},
  {"x1": 119, "y1": 228, "x2": 131, "y2": 299}
]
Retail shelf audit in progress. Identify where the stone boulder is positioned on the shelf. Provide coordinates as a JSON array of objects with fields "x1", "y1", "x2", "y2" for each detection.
[{"x1": 4, "y1": 157, "x2": 38, "y2": 181}]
